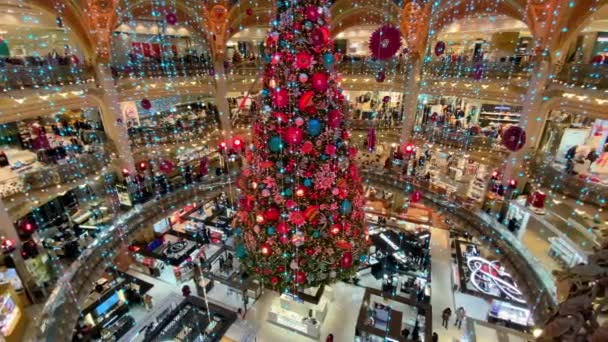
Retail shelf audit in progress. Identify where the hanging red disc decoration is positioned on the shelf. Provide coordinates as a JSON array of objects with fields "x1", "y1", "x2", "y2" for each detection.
[
  {"x1": 199, "y1": 156, "x2": 209, "y2": 176},
  {"x1": 375, "y1": 71, "x2": 386, "y2": 83},
  {"x1": 166, "y1": 12, "x2": 177, "y2": 25},
  {"x1": 410, "y1": 190, "x2": 422, "y2": 203},
  {"x1": 367, "y1": 128, "x2": 376, "y2": 152},
  {"x1": 502, "y1": 126, "x2": 527, "y2": 152},
  {"x1": 369, "y1": 25, "x2": 402, "y2": 60},
  {"x1": 141, "y1": 98, "x2": 152, "y2": 110},
  {"x1": 382, "y1": 96, "x2": 391, "y2": 103},
  {"x1": 434, "y1": 41, "x2": 446, "y2": 56},
  {"x1": 246, "y1": 8, "x2": 253, "y2": 16}
]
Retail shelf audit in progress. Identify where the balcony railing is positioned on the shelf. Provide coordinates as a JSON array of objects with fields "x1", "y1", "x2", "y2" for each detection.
[
  {"x1": 228, "y1": 57, "x2": 405, "y2": 77},
  {"x1": 111, "y1": 59, "x2": 214, "y2": 79},
  {"x1": 414, "y1": 124, "x2": 510, "y2": 153},
  {"x1": 423, "y1": 61, "x2": 530, "y2": 79},
  {"x1": 0, "y1": 146, "x2": 111, "y2": 199},
  {"x1": 128, "y1": 120, "x2": 220, "y2": 148},
  {"x1": 0, "y1": 62, "x2": 94, "y2": 91},
  {"x1": 555, "y1": 63, "x2": 608, "y2": 89}
]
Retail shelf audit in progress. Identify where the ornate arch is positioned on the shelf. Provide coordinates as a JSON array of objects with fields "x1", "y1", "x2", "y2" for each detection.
[{"x1": 24, "y1": 0, "x2": 96, "y2": 59}]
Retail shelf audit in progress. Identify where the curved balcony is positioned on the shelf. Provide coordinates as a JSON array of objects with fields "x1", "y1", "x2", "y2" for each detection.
[
  {"x1": 555, "y1": 63, "x2": 608, "y2": 90},
  {"x1": 422, "y1": 61, "x2": 530, "y2": 79},
  {"x1": 0, "y1": 60, "x2": 95, "y2": 92},
  {"x1": 35, "y1": 166, "x2": 561, "y2": 341}
]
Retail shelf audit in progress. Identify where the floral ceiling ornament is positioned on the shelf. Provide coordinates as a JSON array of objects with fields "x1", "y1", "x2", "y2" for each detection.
[{"x1": 369, "y1": 25, "x2": 402, "y2": 60}]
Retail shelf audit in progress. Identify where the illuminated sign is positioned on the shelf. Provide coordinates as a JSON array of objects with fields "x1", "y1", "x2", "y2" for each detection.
[{"x1": 466, "y1": 256, "x2": 525, "y2": 303}]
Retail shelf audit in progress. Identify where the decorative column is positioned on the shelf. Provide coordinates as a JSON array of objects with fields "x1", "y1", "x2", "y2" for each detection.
[
  {"x1": 501, "y1": 57, "x2": 552, "y2": 186},
  {"x1": 399, "y1": 55, "x2": 423, "y2": 144},
  {"x1": 502, "y1": 0, "x2": 567, "y2": 186},
  {"x1": 399, "y1": 1, "x2": 431, "y2": 144},
  {"x1": 94, "y1": 63, "x2": 136, "y2": 174},
  {"x1": 214, "y1": 59, "x2": 234, "y2": 140},
  {"x1": 204, "y1": 3, "x2": 233, "y2": 139}
]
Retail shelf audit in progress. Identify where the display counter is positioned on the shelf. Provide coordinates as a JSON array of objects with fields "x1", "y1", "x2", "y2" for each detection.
[
  {"x1": 487, "y1": 299, "x2": 533, "y2": 331},
  {"x1": 0, "y1": 284, "x2": 27, "y2": 342},
  {"x1": 267, "y1": 293, "x2": 328, "y2": 339}
]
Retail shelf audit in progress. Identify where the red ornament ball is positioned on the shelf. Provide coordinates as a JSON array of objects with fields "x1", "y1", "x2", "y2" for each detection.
[
  {"x1": 295, "y1": 271, "x2": 307, "y2": 284},
  {"x1": 260, "y1": 243, "x2": 272, "y2": 256},
  {"x1": 246, "y1": 8, "x2": 253, "y2": 16},
  {"x1": 311, "y1": 72, "x2": 328, "y2": 92},
  {"x1": 273, "y1": 88, "x2": 289, "y2": 108},
  {"x1": 284, "y1": 127, "x2": 304, "y2": 145},
  {"x1": 271, "y1": 276, "x2": 279, "y2": 285},
  {"x1": 376, "y1": 71, "x2": 386, "y2": 83},
  {"x1": 502, "y1": 126, "x2": 527, "y2": 152},
  {"x1": 310, "y1": 27, "x2": 329, "y2": 48},
  {"x1": 264, "y1": 207, "x2": 280, "y2": 222},
  {"x1": 302, "y1": 141, "x2": 314, "y2": 154},
  {"x1": 141, "y1": 98, "x2": 152, "y2": 110},
  {"x1": 341, "y1": 251, "x2": 353, "y2": 269},
  {"x1": 277, "y1": 222, "x2": 289, "y2": 234}
]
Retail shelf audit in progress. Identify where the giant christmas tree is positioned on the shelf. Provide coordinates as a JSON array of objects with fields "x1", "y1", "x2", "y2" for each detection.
[{"x1": 235, "y1": 0, "x2": 368, "y2": 292}]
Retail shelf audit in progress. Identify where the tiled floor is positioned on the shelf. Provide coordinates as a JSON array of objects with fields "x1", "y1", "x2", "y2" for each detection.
[{"x1": 429, "y1": 227, "x2": 468, "y2": 342}]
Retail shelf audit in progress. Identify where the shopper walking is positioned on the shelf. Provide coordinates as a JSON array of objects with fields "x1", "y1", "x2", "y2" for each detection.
[
  {"x1": 432, "y1": 332, "x2": 438, "y2": 342},
  {"x1": 454, "y1": 306, "x2": 466, "y2": 329},
  {"x1": 325, "y1": 333, "x2": 334, "y2": 342},
  {"x1": 441, "y1": 307, "x2": 452, "y2": 328}
]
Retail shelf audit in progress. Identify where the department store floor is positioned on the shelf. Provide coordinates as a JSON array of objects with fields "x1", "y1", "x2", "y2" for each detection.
[{"x1": 68, "y1": 226, "x2": 522, "y2": 342}]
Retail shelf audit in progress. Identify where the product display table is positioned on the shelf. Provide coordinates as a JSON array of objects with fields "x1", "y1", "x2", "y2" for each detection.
[{"x1": 267, "y1": 293, "x2": 328, "y2": 339}]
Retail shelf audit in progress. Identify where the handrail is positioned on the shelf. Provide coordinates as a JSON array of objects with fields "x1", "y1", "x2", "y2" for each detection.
[
  {"x1": 36, "y1": 175, "x2": 236, "y2": 341},
  {"x1": 555, "y1": 63, "x2": 608, "y2": 89}
]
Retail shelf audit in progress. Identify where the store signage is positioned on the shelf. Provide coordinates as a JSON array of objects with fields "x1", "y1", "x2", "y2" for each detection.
[{"x1": 466, "y1": 256, "x2": 525, "y2": 303}]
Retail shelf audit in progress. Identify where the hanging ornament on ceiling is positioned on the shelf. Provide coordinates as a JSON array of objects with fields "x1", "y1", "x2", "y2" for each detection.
[
  {"x1": 502, "y1": 126, "x2": 527, "y2": 152},
  {"x1": 473, "y1": 64, "x2": 483, "y2": 80},
  {"x1": 246, "y1": 8, "x2": 253, "y2": 16},
  {"x1": 434, "y1": 41, "x2": 446, "y2": 56},
  {"x1": 369, "y1": 25, "x2": 402, "y2": 60},
  {"x1": 166, "y1": 12, "x2": 177, "y2": 25},
  {"x1": 159, "y1": 159, "x2": 175, "y2": 174},
  {"x1": 141, "y1": 98, "x2": 152, "y2": 110},
  {"x1": 375, "y1": 71, "x2": 386, "y2": 83}
]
